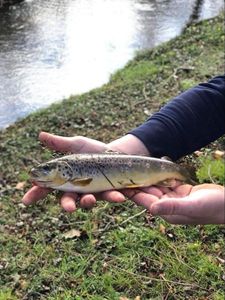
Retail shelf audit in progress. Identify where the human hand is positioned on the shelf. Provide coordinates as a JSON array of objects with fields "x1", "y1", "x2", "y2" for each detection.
[
  {"x1": 124, "y1": 183, "x2": 225, "y2": 224},
  {"x1": 22, "y1": 132, "x2": 126, "y2": 212}
]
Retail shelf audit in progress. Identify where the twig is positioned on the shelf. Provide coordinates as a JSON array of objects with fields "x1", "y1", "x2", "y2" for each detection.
[
  {"x1": 142, "y1": 84, "x2": 149, "y2": 101},
  {"x1": 114, "y1": 265, "x2": 208, "y2": 290},
  {"x1": 207, "y1": 164, "x2": 216, "y2": 184},
  {"x1": 133, "y1": 85, "x2": 151, "y2": 108},
  {"x1": 119, "y1": 209, "x2": 146, "y2": 226},
  {"x1": 95, "y1": 209, "x2": 147, "y2": 233}
]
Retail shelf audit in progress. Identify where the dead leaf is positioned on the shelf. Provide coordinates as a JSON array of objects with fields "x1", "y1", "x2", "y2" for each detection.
[
  {"x1": 216, "y1": 256, "x2": 225, "y2": 264},
  {"x1": 212, "y1": 150, "x2": 225, "y2": 159},
  {"x1": 194, "y1": 151, "x2": 203, "y2": 157},
  {"x1": 159, "y1": 224, "x2": 166, "y2": 235},
  {"x1": 62, "y1": 229, "x2": 81, "y2": 239},
  {"x1": 19, "y1": 279, "x2": 28, "y2": 290},
  {"x1": 15, "y1": 181, "x2": 26, "y2": 190},
  {"x1": 135, "y1": 297, "x2": 141, "y2": 300}
]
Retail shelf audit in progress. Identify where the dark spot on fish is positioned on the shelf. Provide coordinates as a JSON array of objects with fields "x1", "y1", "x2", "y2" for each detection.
[{"x1": 130, "y1": 179, "x2": 136, "y2": 185}]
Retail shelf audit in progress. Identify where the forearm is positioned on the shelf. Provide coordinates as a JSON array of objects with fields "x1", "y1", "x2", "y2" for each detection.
[
  {"x1": 108, "y1": 134, "x2": 150, "y2": 155},
  {"x1": 129, "y1": 75, "x2": 225, "y2": 160}
]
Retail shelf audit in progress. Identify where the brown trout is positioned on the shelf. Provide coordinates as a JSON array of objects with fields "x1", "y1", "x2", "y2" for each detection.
[{"x1": 30, "y1": 153, "x2": 188, "y2": 193}]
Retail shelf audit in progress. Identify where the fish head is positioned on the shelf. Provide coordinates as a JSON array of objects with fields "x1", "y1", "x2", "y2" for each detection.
[{"x1": 30, "y1": 160, "x2": 73, "y2": 188}]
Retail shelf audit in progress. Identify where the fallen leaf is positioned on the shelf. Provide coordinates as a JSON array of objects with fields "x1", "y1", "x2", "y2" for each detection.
[
  {"x1": 15, "y1": 181, "x2": 26, "y2": 190},
  {"x1": 16, "y1": 221, "x2": 24, "y2": 227},
  {"x1": 62, "y1": 229, "x2": 81, "y2": 239},
  {"x1": 159, "y1": 224, "x2": 166, "y2": 235},
  {"x1": 216, "y1": 257, "x2": 225, "y2": 264},
  {"x1": 212, "y1": 150, "x2": 225, "y2": 159},
  {"x1": 144, "y1": 108, "x2": 150, "y2": 116},
  {"x1": 167, "y1": 233, "x2": 174, "y2": 239},
  {"x1": 194, "y1": 151, "x2": 203, "y2": 157},
  {"x1": 19, "y1": 279, "x2": 28, "y2": 290}
]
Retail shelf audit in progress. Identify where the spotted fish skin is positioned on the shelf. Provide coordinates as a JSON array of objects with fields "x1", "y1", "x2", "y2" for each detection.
[{"x1": 30, "y1": 153, "x2": 189, "y2": 193}]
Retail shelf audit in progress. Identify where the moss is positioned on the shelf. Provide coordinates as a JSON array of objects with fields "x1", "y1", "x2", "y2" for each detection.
[{"x1": 196, "y1": 156, "x2": 225, "y2": 185}]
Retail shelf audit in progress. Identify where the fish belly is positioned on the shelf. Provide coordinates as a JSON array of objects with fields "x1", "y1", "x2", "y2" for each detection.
[{"x1": 54, "y1": 167, "x2": 178, "y2": 193}]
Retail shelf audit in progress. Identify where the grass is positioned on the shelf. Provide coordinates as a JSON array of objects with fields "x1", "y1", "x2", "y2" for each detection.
[{"x1": 0, "y1": 15, "x2": 224, "y2": 299}]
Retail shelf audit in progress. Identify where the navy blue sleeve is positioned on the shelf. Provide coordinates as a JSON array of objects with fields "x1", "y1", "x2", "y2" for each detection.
[{"x1": 130, "y1": 75, "x2": 225, "y2": 160}]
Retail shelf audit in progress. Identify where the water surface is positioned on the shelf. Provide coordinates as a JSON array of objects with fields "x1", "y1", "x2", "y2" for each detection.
[{"x1": 0, "y1": 0, "x2": 223, "y2": 128}]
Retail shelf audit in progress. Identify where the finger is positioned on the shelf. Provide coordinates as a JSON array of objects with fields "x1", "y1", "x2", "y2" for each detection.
[
  {"x1": 39, "y1": 132, "x2": 78, "y2": 153},
  {"x1": 123, "y1": 189, "x2": 159, "y2": 209},
  {"x1": 161, "y1": 191, "x2": 179, "y2": 199},
  {"x1": 159, "y1": 184, "x2": 193, "y2": 199},
  {"x1": 174, "y1": 184, "x2": 193, "y2": 197},
  {"x1": 97, "y1": 190, "x2": 126, "y2": 203},
  {"x1": 80, "y1": 194, "x2": 97, "y2": 209},
  {"x1": 60, "y1": 193, "x2": 78, "y2": 212},
  {"x1": 141, "y1": 186, "x2": 163, "y2": 198},
  {"x1": 157, "y1": 186, "x2": 173, "y2": 194},
  {"x1": 22, "y1": 186, "x2": 51, "y2": 205},
  {"x1": 39, "y1": 132, "x2": 107, "y2": 154},
  {"x1": 151, "y1": 197, "x2": 190, "y2": 216}
]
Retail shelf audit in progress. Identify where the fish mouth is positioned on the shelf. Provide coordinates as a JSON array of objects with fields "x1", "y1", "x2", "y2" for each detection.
[
  {"x1": 29, "y1": 168, "x2": 42, "y2": 179},
  {"x1": 29, "y1": 168, "x2": 53, "y2": 186},
  {"x1": 32, "y1": 180, "x2": 54, "y2": 188},
  {"x1": 30, "y1": 167, "x2": 51, "y2": 178}
]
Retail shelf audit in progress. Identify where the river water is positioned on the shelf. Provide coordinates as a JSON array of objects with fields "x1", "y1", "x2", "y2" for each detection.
[{"x1": 0, "y1": 0, "x2": 223, "y2": 129}]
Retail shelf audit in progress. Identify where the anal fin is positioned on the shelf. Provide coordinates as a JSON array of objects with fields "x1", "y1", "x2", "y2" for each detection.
[
  {"x1": 124, "y1": 183, "x2": 143, "y2": 188},
  {"x1": 157, "y1": 179, "x2": 177, "y2": 187}
]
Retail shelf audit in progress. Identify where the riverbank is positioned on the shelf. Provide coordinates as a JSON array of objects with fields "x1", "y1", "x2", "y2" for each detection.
[{"x1": 0, "y1": 15, "x2": 224, "y2": 299}]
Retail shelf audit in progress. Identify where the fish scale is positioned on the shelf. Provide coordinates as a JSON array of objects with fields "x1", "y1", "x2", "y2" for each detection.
[{"x1": 30, "y1": 153, "x2": 189, "y2": 193}]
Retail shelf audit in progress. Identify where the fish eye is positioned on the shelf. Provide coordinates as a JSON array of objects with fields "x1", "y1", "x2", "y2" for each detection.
[{"x1": 42, "y1": 165, "x2": 50, "y2": 172}]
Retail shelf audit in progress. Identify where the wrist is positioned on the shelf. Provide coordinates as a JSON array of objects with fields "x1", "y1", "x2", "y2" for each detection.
[{"x1": 107, "y1": 134, "x2": 150, "y2": 156}]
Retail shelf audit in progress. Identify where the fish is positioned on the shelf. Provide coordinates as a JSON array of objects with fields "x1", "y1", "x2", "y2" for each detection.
[{"x1": 30, "y1": 153, "x2": 189, "y2": 193}]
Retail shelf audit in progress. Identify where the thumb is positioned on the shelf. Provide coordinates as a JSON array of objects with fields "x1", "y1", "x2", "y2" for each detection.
[
  {"x1": 39, "y1": 132, "x2": 80, "y2": 153},
  {"x1": 151, "y1": 198, "x2": 191, "y2": 216}
]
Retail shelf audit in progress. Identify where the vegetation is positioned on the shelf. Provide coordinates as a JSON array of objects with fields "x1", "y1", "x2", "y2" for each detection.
[{"x1": 0, "y1": 15, "x2": 224, "y2": 299}]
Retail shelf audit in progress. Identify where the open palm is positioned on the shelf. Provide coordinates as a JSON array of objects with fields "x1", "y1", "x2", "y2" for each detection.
[{"x1": 123, "y1": 183, "x2": 224, "y2": 224}]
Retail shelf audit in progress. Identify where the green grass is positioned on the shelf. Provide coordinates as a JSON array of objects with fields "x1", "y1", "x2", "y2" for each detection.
[
  {"x1": 0, "y1": 15, "x2": 224, "y2": 299},
  {"x1": 196, "y1": 156, "x2": 225, "y2": 185}
]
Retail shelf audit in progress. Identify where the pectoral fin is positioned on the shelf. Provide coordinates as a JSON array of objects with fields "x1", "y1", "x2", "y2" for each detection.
[
  {"x1": 54, "y1": 177, "x2": 67, "y2": 186},
  {"x1": 70, "y1": 178, "x2": 93, "y2": 186}
]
